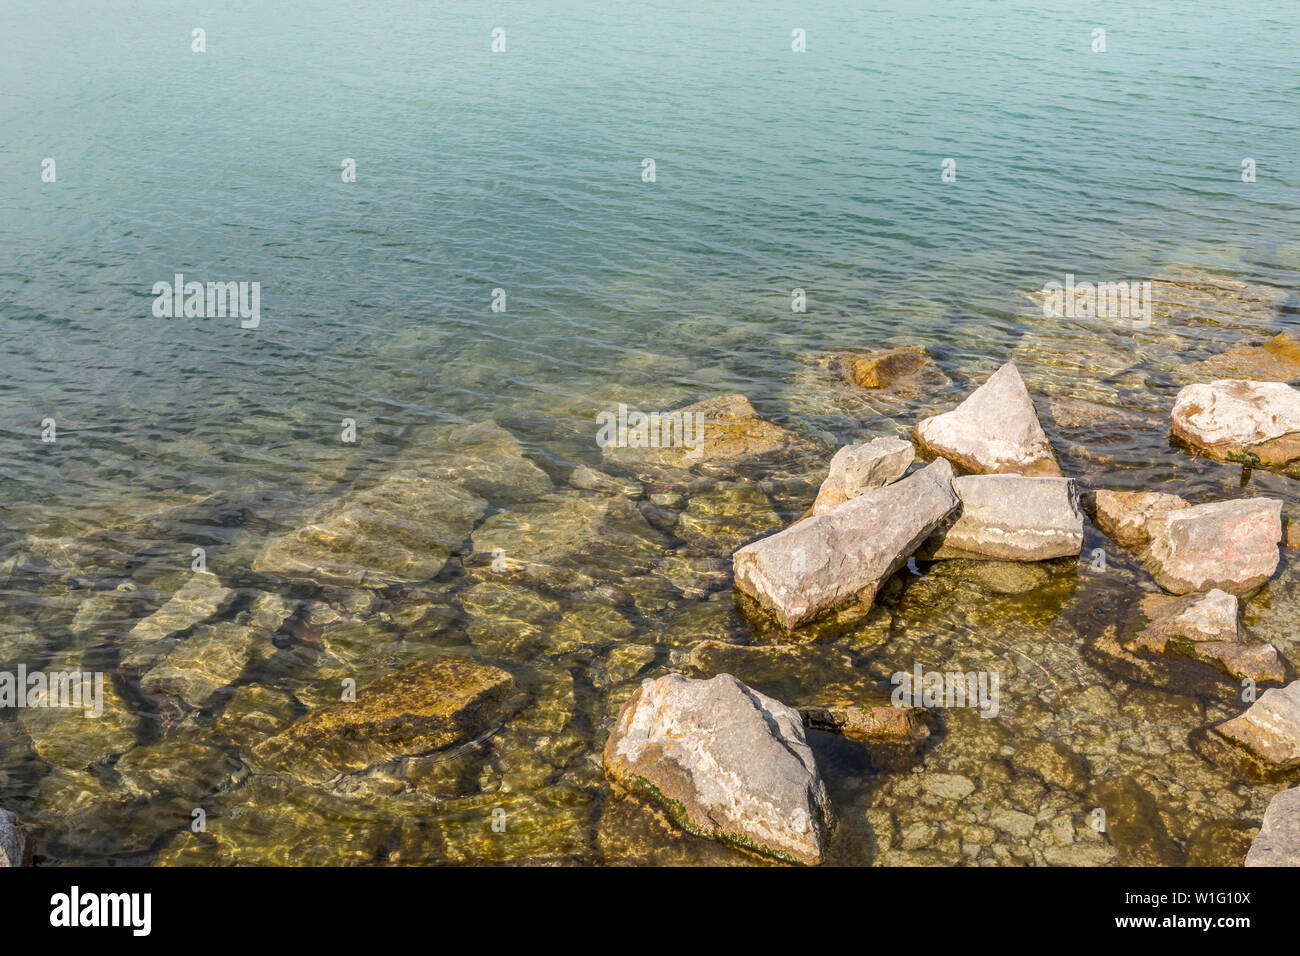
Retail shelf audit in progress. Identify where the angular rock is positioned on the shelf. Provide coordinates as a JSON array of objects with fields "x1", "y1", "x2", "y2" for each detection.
[
  {"x1": 404, "y1": 419, "x2": 554, "y2": 502},
  {"x1": 1083, "y1": 489, "x2": 1190, "y2": 551},
  {"x1": 251, "y1": 657, "x2": 520, "y2": 783},
  {"x1": 126, "y1": 571, "x2": 234, "y2": 646},
  {"x1": 0, "y1": 809, "x2": 29, "y2": 867},
  {"x1": 1212, "y1": 681, "x2": 1300, "y2": 773},
  {"x1": 1245, "y1": 786, "x2": 1300, "y2": 866},
  {"x1": 1140, "y1": 498, "x2": 1282, "y2": 595},
  {"x1": 604, "y1": 673, "x2": 831, "y2": 864},
  {"x1": 913, "y1": 362, "x2": 1061, "y2": 476},
  {"x1": 811, "y1": 438, "x2": 915, "y2": 515},
  {"x1": 1129, "y1": 589, "x2": 1284, "y2": 684},
  {"x1": 254, "y1": 472, "x2": 487, "y2": 588},
  {"x1": 919, "y1": 475, "x2": 1083, "y2": 561},
  {"x1": 1172, "y1": 379, "x2": 1300, "y2": 472},
  {"x1": 733, "y1": 459, "x2": 959, "y2": 629}
]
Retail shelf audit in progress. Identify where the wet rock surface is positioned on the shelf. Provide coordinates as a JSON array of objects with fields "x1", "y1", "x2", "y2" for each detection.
[
  {"x1": 604, "y1": 673, "x2": 832, "y2": 864},
  {"x1": 1140, "y1": 498, "x2": 1282, "y2": 595},
  {"x1": 921, "y1": 475, "x2": 1083, "y2": 561},
  {"x1": 914, "y1": 362, "x2": 1062, "y2": 476},
  {"x1": 733, "y1": 459, "x2": 959, "y2": 629}
]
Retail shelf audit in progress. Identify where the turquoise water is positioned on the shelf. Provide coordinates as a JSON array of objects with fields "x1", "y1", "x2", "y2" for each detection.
[{"x1": 1, "y1": 1, "x2": 1298, "y2": 865}]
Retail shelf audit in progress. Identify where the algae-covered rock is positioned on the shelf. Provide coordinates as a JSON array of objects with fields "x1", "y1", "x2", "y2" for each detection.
[{"x1": 252, "y1": 657, "x2": 521, "y2": 784}]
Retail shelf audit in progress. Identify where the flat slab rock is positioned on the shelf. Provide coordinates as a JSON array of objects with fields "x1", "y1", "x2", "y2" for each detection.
[
  {"x1": 1212, "y1": 681, "x2": 1300, "y2": 774},
  {"x1": 1129, "y1": 589, "x2": 1284, "y2": 684},
  {"x1": 254, "y1": 472, "x2": 487, "y2": 588},
  {"x1": 914, "y1": 362, "x2": 1062, "y2": 476},
  {"x1": 252, "y1": 657, "x2": 520, "y2": 783},
  {"x1": 1172, "y1": 379, "x2": 1300, "y2": 471},
  {"x1": 1084, "y1": 489, "x2": 1190, "y2": 552},
  {"x1": 1245, "y1": 786, "x2": 1300, "y2": 866},
  {"x1": 604, "y1": 673, "x2": 831, "y2": 864},
  {"x1": 919, "y1": 474, "x2": 1083, "y2": 561},
  {"x1": 1140, "y1": 498, "x2": 1282, "y2": 595},
  {"x1": 733, "y1": 459, "x2": 959, "y2": 629},
  {"x1": 811, "y1": 437, "x2": 914, "y2": 515}
]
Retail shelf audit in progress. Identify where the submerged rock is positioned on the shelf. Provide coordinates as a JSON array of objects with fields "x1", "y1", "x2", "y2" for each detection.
[
  {"x1": 1185, "y1": 332, "x2": 1300, "y2": 384},
  {"x1": 675, "y1": 482, "x2": 782, "y2": 551},
  {"x1": 831, "y1": 345, "x2": 949, "y2": 395},
  {"x1": 405, "y1": 419, "x2": 554, "y2": 502},
  {"x1": 811, "y1": 438, "x2": 915, "y2": 516},
  {"x1": 0, "y1": 809, "x2": 29, "y2": 867},
  {"x1": 1089, "y1": 775, "x2": 1184, "y2": 865},
  {"x1": 139, "y1": 617, "x2": 277, "y2": 709},
  {"x1": 17, "y1": 652, "x2": 141, "y2": 770},
  {"x1": 1208, "y1": 681, "x2": 1300, "y2": 775},
  {"x1": 252, "y1": 657, "x2": 520, "y2": 784},
  {"x1": 1140, "y1": 498, "x2": 1282, "y2": 595},
  {"x1": 1171, "y1": 379, "x2": 1300, "y2": 473},
  {"x1": 1083, "y1": 489, "x2": 1190, "y2": 552},
  {"x1": 733, "y1": 459, "x2": 959, "y2": 629},
  {"x1": 604, "y1": 673, "x2": 831, "y2": 864},
  {"x1": 470, "y1": 491, "x2": 666, "y2": 591},
  {"x1": 254, "y1": 472, "x2": 487, "y2": 588},
  {"x1": 913, "y1": 362, "x2": 1062, "y2": 476},
  {"x1": 1245, "y1": 786, "x2": 1300, "y2": 866},
  {"x1": 919, "y1": 475, "x2": 1083, "y2": 561},
  {"x1": 125, "y1": 571, "x2": 234, "y2": 647}
]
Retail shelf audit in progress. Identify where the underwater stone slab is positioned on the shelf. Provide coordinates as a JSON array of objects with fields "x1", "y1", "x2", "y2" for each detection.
[
  {"x1": 1140, "y1": 498, "x2": 1282, "y2": 595},
  {"x1": 920, "y1": 475, "x2": 1083, "y2": 561},
  {"x1": 1185, "y1": 332, "x2": 1300, "y2": 383},
  {"x1": 140, "y1": 618, "x2": 277, "y2": 709},
  {"x1": 251, "y1": 657, "x2": 520, "y2": 783},
  {"x1": 1245, "y1": 786, "x2": 1300, "y2": 866},
  {"x1": 0, "y1": 809, "x2": 28, "y2": 867},
  {"x1": 125, "y1": 571, "x2": 234, "y2": 646},
  {"x1": 811, "y1": 437, "x2": 915, "y2": 515},
  {"x1": 733, "y1": 459, "x2": 959, "y2": 629},
  {"x1": 1083, "y1": 489, "x2": 1190, "y2": 552},
  {"x1": 913, "y1": 362, "x2": 1062, "y2": 476},
  {"x1": 16, "y1": 652, "x2": 141, "y2": 770},
  {"x1": 254, "y1": 472, "x2": 487, "y2": 588},
  {"x1": 1213, "y1": 681, "x2": 1300, "y2": 773},
  {"x1": 1172, "y1": 380, "x2": 1300, "y2": 471},
  {"x1": 604, "y1": 673, "x2": 831, "y2": 865}
]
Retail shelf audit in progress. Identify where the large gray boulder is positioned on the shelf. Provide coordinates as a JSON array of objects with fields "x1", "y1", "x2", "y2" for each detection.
[
  {"x1": 1245, "y1": 786, "x2": 1300, "y2": 866},
  {"x1": 1172, "y1": 380, "x2": 1300, "y2": 473},
  {"x1": 0, "y1": 809, "x2": 28, "y2": 866},
  {"x1": 1140, "y1": 498, "x2": 1282, "y2": 595},
  {"x1": 604, "y1": 673, "x2": 831, "y2": 864},
  {"x1": 920, "y1": 475, "x2": 1083, "y2": 561},
  {"x1": 913, "y1": 362, "x2": 1062, "y2": 476},
  {"x1": 733, "y1": 459, "x2": 959, "y2": 629},
  {"x1": 811, "y1": 437, "x2": 914, "y2": 515},
  {"x1": 1212, "y1": 681, "x2": 1300, "y2": 773}
]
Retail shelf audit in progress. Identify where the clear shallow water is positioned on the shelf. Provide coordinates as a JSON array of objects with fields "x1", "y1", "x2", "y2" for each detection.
[{"x1": 0, "y1": 1, "x2": 1298, "y2": 865}]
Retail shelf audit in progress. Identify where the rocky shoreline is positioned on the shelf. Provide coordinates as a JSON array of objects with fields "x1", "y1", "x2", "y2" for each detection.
[{"x1": 3, "y1": 299, "x2": 1300, "y2": 866}]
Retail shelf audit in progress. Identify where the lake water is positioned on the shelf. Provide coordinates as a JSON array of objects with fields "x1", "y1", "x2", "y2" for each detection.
[{"x1": 1, "y1": 0, "x2": 1297, "y2": 865}]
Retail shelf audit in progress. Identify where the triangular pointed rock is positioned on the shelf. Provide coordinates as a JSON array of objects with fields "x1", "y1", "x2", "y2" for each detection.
[{"x1": 913, "y1": 362, "x2": 1061, "y2": 476}]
